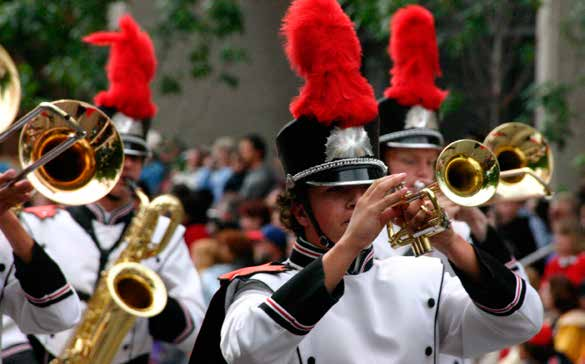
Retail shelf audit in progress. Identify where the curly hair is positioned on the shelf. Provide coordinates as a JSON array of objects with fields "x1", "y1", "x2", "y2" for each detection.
[{"x1": 276, "y1": 187, "x2": 306, "y2": 237}]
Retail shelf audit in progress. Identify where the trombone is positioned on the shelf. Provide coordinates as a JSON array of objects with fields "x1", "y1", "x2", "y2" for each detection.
[
  {"x1": 387, "y1": 122, "x2": 553, "y2": 256},
  {"x1": 0, "y1": 45, "x2": 124, "y2": 205}
]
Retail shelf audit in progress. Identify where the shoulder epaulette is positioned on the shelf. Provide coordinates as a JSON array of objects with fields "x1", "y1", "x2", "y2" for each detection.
[
  {"x1": 220, "y1": 262, "x2": 288, "y2": 282},
  {"x1": 23, "y1": 205, "x2": 62, "y2": 220}
]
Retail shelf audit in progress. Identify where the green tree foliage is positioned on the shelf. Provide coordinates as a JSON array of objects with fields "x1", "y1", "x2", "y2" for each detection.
[
  {"x1": 0, "y1": 0, "x2": 244, "y2": 112},
  {"x1": 154, "y1": 0, "x2": 246, "y2": 92},
  {"x1": 341, "y1": 0, "x2": 540, "y2": 140}
]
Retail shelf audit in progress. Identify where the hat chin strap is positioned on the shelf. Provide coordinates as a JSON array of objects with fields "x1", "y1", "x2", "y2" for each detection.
[{"x1": 299, "y1": 195, "x2": 334, "y2": 249}]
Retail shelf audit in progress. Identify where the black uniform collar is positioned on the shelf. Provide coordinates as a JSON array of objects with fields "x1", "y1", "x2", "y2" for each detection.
[{"x1": 288, "y1": 237, "x2": 374, "y2": 275}]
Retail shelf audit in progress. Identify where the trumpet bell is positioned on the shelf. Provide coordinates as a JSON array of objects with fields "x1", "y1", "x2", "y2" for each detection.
[
  {"x1": 20, "y1": 100, "x2": 124, "y2": 205},
  {"x1": 483, "y1": 122, "x2": 553, "y2": 201},
  {"x1": 0, "y1": 45, "x2": 21, "y2": 133},
  {"x1": 436, "y1": 139, "x2": 499, "y2": 206}
]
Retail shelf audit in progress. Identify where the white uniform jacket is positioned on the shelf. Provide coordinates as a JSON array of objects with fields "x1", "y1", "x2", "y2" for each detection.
[
  {"x1": 0, "y1": 232, "x2": 80, "y2": 360},
  {"x1": 6, "y1": 204, "x2": 206, "y2": 364},
  {"x1": 218, "y1": 238, "x2": 543, "y2": 364}
]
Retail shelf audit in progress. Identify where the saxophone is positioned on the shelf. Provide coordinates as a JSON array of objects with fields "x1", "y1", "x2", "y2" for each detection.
[{"x1": 51, "y1": 185, "x2": 184, "y2": 364}]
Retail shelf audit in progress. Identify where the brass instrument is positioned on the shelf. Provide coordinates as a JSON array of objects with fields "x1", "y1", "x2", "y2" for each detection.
[
  {"x1": 0, "y1": 45, "x2": 123, "y2": 205},
  {"x1": 387, "y1": 139, "x2": 499, "y2": 256},
  {"x1": 387, "y1": 122, "x2": 553, "y2": 256},
  {"x1": 52, "y1": 186, "x2": 185, "y2": 364},
  {"x1": 483, "y1": 122, "x2": 553, "y2": 202}
]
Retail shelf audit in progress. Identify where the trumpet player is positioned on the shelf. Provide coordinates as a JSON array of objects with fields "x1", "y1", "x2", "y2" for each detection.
[
  {"x1": 0, "y1": 170, "x2": 80, "y2": 363},
  {"x1": 3, "y1": 15, "x2": 205, "y2": 364},
  {"x1": 190, "y1": 1, "x2": 543, "y2": 362},
  {"x1": 374, "y1": 5, "x2": 515, "y2": 268}
]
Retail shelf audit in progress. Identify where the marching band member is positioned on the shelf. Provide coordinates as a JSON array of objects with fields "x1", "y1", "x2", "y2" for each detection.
[
  {"x1": 373, "y1": 5, "x2": 518, "y2": 272},
  {"x1": 189, "y1": 0, "x2": 543, "y2": 362},
  {"x1": 0, "y1": 170, "x2": 80, "y2": 363},
  {"x1": 4, "y1": 15, "x2": 206, "y2": 364}
]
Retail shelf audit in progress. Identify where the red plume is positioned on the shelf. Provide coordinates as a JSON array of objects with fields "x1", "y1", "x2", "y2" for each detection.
[
  {"x1": 83, "y1": 14, "x2": 157, "y2": 120},
  {"x1": 282, "y1": 0, "x2": 377, "y2": 128},
  {"x1": 384, "y1": 5, "x2": 447, "y2": 111}
]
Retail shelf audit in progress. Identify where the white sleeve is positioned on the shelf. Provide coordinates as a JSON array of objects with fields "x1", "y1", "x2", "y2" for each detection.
[
  {"x1": 220, "y1": 281, "x2": 302, "y2": 364},
  {"x1": 152, "y1": 224, "x2": 207, "y2": 353},
  {"x1": 438, "y1": 271, "x2": 543, "y2": 357},
  {"x1": 1, "y1": 242, "x2": 80, "y2": 334}
]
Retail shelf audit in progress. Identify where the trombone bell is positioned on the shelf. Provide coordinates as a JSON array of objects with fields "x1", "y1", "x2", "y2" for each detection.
[
  {"x1": 34, "y1": 128, "x2": 96, "y2": 191},
  {"x1": 0, "y1": 45, "x2": 20, "y2": 133},
  {"x1": 20, "y1": 100, "x2": 124, "y2": 205},
  {"x1": 484, "y1": 122, "x2": 553, "y2": 201}
]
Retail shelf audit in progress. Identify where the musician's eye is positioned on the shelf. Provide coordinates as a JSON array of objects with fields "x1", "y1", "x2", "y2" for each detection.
[
  {"x1": 325, "y1": 186, "x2": 344, "y2": 194},
  {"x1": 401, "y1": 157, "x2": 416, "y2": 165}
]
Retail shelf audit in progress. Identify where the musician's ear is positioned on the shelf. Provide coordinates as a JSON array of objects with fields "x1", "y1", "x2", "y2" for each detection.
[{"x1": 292, "y1": 203, "x2": 310, "y2": 228}]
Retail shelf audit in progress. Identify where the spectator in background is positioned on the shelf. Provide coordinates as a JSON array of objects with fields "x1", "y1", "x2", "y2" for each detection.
[
  {"x1": 238, "y1": 199, "x2": 271, "y2": 231},
  {"x1": 198, "y1": 229, "x2": 254, "y2": 303},
  {"x1": 208, "y1": 137, "x2": 235, "y2": 202},
  {"x1": 207, "y1": 193, "x2": 243, "y2": 233},
  {"x1": 498, "y1": 324, "x2": 571, "y2": 364},
  {"x1": 253, "y1": 224, "x2": 288, "y2": 264},
  {"x1": 191, "y1": 238, "x2": 219, "y2": 272},
  {"x1": 238, "y1": 134, "x2": 276, "y2": 199},
  {"x1": 172, "y1": 146, "x2": 210, "y2": 190},
  {"x1": 223, "y1": 151, "x2": 247, "y2": 194},
  {"x1": 546, "y1": 275, "x2": 585, "y2": 363},
  {"x1": 541, "y1": 219, "x2": 585, "y2": 287},
  {"x1": 494, "y1": 200, "x2": 551, "y2": 273},
  {"x1": 549, "y1": 192, "x2": 579, "y2": 230},
  {"x1": 265, "y1": 185, "x2": 285, "y2": 229},
  {"x1": 140, "y1": 135, "x2": 182, "y2": 196},
  {"x1": 172, "y1": 185, "x2": 214, "y2": 250}
]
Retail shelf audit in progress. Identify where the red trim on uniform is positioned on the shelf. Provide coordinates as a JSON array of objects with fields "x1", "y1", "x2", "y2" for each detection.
[
  {"x1": 475, "y1": 274, "x2": 522, "y2": 314},
  {"x1": 24, "y1": 283, "x2": 72, "y2": 304},
  {"x1": 266, "y1": 297, "x2": 313, "y2": 332},
  {"x1": 220, "y1": 263, "x2": 287, "y2": 281},
  {"x1": 23, "y1": 205, "x2": 60, "y2": 220}
]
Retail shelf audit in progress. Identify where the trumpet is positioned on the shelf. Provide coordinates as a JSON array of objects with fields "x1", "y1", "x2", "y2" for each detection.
[
  {"x1": 0, "y1": 45, "x2": 124, "y2": 205},
  {"x1": 387, "y1": 123, "x2": 553, "y2": 256}
]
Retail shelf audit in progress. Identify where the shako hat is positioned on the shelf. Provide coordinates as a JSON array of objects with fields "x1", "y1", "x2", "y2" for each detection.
[
  {"x1": 277, "y1": 0, "x2": 387, "y2": 189},
  {"x1": 84, "y1": 14, "x2": 157, "y2": 157},
  {"x1": 379, "y1": 5, "x2": 447, "y2": 150}
]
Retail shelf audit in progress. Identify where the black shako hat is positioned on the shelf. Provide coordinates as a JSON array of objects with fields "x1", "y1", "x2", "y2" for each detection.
[
  {"x1": 277, "y1": 0, "x2": 387, "y2": 189},
  {"x1": 379, "y1": 5, "x2": 448, "y2": 150}
]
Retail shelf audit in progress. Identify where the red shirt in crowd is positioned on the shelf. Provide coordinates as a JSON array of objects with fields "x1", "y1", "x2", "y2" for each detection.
[
  {"x1": 184, "y1": 224, "x2": 210, "y2": 250},
  {"x1": 542, "y1": 252, "x2": 585, "y2": 287}
]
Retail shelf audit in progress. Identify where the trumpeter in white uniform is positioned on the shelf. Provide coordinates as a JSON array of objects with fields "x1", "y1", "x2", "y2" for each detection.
[
  {"x1": 0, "y1": 170, "x2": 80, "y2": 364},
  {"x1": 2, "y1": 14, "x2": 206, "y2": 364},
  {"x1": 188, "y1": 1, "x2": 543, "y2": 363}
]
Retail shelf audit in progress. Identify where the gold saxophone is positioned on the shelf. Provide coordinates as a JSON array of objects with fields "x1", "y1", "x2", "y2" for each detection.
[{"x1": 51, "y1": 186, "x2": 184, "y2": 364}]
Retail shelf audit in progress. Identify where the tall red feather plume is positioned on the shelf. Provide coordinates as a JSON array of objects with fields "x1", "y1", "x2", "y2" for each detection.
[
  {"x1": 83, "y1": 14, "x2": 157, "y2": 120},
  {"x1": 384, "y1": 5, "x2": 447, "y2": 111},
  {"x1": 282, "y1": 0, "x2": 377, "y2": 129}
]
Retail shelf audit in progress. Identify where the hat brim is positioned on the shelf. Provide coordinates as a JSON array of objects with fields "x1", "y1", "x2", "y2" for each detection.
[
  {"x1": 384, "y1": 141, "x2": 442, "y2": 150},
  {"x1": 122, "y1": 137, "x2": 151, "y2": 158},
  {"x1": 304, "y1": 165, "x2": 386, "y2": 187}
]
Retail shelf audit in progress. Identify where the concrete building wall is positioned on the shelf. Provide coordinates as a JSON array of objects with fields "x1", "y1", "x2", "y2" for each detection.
[
  {"x1": 536, "y1": 0, "x2": 585, "y2": 192},
  {"x1": 129, "y1": 1, "x2": 299, "y2": 155}
]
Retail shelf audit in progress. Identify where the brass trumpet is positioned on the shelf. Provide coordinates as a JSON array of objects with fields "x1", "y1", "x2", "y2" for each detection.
[
  {"x1": 0, "y1": 45, "x2": 124, "y2": 205},
  {"x1": 387, "y1": 139, "x2": 499, "y2": 256},
  {"x1": 387, "y1": 122, "x2": 553, "y2": 257}
]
